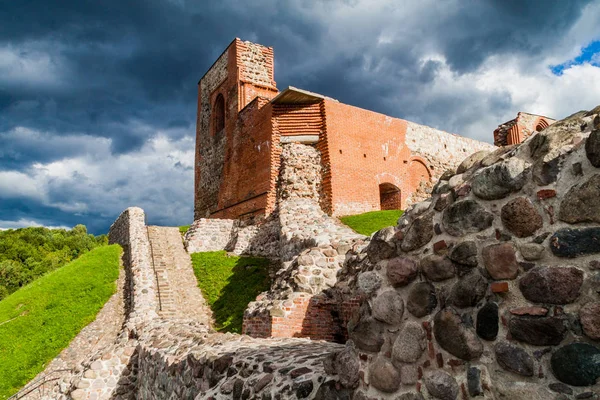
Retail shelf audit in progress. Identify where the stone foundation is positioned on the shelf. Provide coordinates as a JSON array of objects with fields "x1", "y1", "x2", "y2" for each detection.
[
  {"x1": 333, "y1": 107, "x2": 600, "y2": 399},
  {"x1": 187, "y1": 143, "x2": 366, "y2": 342}
]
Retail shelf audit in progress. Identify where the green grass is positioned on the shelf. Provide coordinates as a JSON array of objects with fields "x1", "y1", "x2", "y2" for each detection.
[
  {"x1": 340, "y1": 210, "x2": 404, "y2": 236},
  {"x1": 190, "y1": 251, "x2": 270, "y2": 333},
  {"x1": 0, "y1": 245, "x2": 121, "y2": 399},
  {"x1": 179, "y1": 225, "x2": 190, "y2": 235}
]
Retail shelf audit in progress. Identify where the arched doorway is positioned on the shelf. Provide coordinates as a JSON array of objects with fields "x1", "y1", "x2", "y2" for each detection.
[{"x1": 379, "y1": 183, "x2": 401, "y2": 210}]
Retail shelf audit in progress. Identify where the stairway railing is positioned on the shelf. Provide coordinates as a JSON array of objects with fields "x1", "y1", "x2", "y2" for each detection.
[{"x1": 9, "y1": 369, "x2": 71, "y2": 400}]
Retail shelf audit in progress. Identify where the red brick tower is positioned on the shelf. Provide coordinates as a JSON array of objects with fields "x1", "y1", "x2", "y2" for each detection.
[{"x1": 194, "y1": 39, "x2": 278, "y2": 219}]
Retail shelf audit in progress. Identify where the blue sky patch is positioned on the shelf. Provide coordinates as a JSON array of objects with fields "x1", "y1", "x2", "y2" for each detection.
[{"x1": 551, "y1": 40, "x2": 600, "y2": 75}]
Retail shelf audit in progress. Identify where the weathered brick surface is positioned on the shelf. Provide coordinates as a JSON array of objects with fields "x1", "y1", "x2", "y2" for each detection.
[
  {"x1": 405, "y1": 120, "x2": 495, "y2": 198},
  {"x1": 195, "y1": 39, "x2": 277, "y2": 220},
  {"x1": 194, "y1": 39, "x2": 493, "y2": 221},
  {"x1": 494, "y1": 111, "x2": 556, "y2": 146},
  {"x1": 243, "y1": 292, "x2": 361, "y2": 343}
]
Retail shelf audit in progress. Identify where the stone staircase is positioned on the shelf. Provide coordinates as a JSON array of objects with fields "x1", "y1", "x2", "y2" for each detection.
[{"x1": 146, "y1": 226, "x2": 212, "y2": 325}]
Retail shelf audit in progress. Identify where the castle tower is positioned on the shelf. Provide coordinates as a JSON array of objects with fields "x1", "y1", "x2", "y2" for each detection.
[{"x1": 194, "y1": 39, "x2": 278, "y2": 219}]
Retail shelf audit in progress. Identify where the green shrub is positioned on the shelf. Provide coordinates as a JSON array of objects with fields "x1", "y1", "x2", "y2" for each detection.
[
  {"x1": 0, "y1": 245, "x2": 121, "y2": 399},
  {"x1": 340, "y1": 210, "x2": 404, "y2": 236},
  {"x1": 179, "y1": 225, "x2": 190, "y2": 235},
  {"x1": 190, "y1": 251, "x2": 270, "y2": 333}
]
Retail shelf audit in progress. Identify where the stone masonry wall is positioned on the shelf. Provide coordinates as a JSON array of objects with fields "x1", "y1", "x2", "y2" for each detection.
[
  {"x1": 331, "y1": 106, "x2": 600, "y2": 400},
  {"x1": 134, "y1": 319, "x2": 349, "y2": 400},
  {"x1": 108, "y1": 207, "x2": 158, "y2": 326},
  {"x1": 64, "y1": 207, "x2": 159, "y2": 400},
  {"x1": 184, "y1": 218, "x2": 235, "y2": 253},
  {"x1": 238, "y1": 40, "x2": 275, "y2": 89},
  {"x1": 405, "y1": 121, "x2": 495, "y2": 204},
  {"x1": 243, "y1": 143, "x2": 366, "y2": 340},
  {"x1": 195, "y1": 44, "x2": 230, "y2": 219}
]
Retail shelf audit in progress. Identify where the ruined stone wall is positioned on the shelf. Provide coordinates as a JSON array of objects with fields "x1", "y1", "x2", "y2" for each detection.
[
  {"x1": 405, "y1": 121, "x2": 495, "y2": 204},
  {"x1": 243, "y1": 143, "x2": 366, "y2": 339},
  {"x1": 64, "y1": 207, "x2": 159, "y2": 400},
  {"x1": 332, "y1": 107, "x2": 600, "y2": 399},
  {"x1": 494, "y1": 112, "x2": 557, "y2": 146},
  {"x1": 108, "y1": 207, "x2": 158, "y2": 325},
  {"x1": 183, "y1": 218, "x2": 236, "y2": 253},
  {"x1": 195, "y1": 45, "x2": 231, "y2": 219},
  {"x1": 183, "y1": 215, "x2": 281, "y2": 258},
  {"x1": 134, "y1": 320, "x2": 349, "y2": 400},
  {"x1": 237, "y1": 40, "x2": 277, "y2": 110}
]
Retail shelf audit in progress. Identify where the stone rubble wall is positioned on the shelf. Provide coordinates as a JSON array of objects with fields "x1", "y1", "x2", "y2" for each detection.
[
  {"x1": 184, "y1": 218, "x2": 236, "y2": 253},
  {"x1": 232, "y1": 219, "x2": 281, "y2": 257},
  {"x1": 238, "y1": 40, "x2": 275, "y2": 88},
  {"x1": 242, "y1": 143, "x2": 366, "y2": 339},
  {"x1": 66, "y1": 208, "x2": 160, "y2": 400},
  {"x1": 108, "y1": 207, "x2": 159, "y2": 326},
  {"x1": 195, "y1": 45, "x2": 229, "y2": 219},
  {"x1": 184, "y1": 216, "x2": 281, "y2": 258},
  {"x1": 330, "y1": 106, "x2": 600, "y2": 399},
  {"x1": 134, "y1": 319, "x2": 350, "y2": 400},
  {"x1": 405, "y1": 121, "x2": 496, "y2": 205},
  {"x1": 277, "y1": 143, "x2": 363, "y2": 261},
  {"x1": 22, "y1": 208, "x2": 158, "y2": 399}
]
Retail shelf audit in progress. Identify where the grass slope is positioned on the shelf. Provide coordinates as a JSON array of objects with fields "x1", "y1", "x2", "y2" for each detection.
[
  {"x1": 0, "y1": 225, "x2": 107, "y2": 300},
  {"x1": 190, "y1": 251, "x2": 270, "y2": 333},
  {"x1": 0, "y1": 245, "x2": 121, "y2": 399},
  {"x1": 179, "y1": 225, "x2": 190, "y2": 235},
  {"x1": 340, "y1": 210, "x2": 404, "y2": 236}
]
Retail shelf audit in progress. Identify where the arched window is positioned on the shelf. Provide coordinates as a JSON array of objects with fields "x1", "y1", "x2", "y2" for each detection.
[
  {"x1": 379, "y1": 183, "x2": 401, "y2": 210},
  {"x1": 213, "y1": 94, "x2": 225, "y2": 134}
]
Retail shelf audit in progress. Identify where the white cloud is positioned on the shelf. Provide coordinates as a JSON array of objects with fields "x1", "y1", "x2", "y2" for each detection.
[
  {"x1": 406, "y1": 53, "x2": 600, "y2": 141},
  {"x1": 5, "y1": 125, "x2": 195, "y2": 227},
  {"x1": 0, "y1": 170, "x2": 45, "y2": 200},
  {"x1": 271, "y1": 0, "x2": 600, "y2": 142},
  {"x1": 0, "y1": 219, "x2": 70, "y2": 230}
]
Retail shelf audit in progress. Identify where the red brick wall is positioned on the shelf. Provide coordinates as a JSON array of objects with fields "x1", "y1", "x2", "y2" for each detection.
[
  {"x1": 243, "y1": 294, "x2": 361, "y2": 342},
  {"x1": 213, "y1": 98, "x2": 274, "y2": 220},
  {"x1": 322, "y1": 100, "x2": 429, "y2": 215},
  {"x1": 274, "y1": 103, "x2": 323, "y2": 137},
  {"x1": 198, "y1": 39, "x2": 279, "y2": 220}
]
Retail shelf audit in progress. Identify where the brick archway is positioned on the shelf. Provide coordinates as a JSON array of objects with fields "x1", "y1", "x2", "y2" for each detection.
[
  {"x1": 535, "y1": 117, "x2": 550, "y2": 132},
  {"x1": 379, "y1": 183, "x2": 401, "y2": 210}
]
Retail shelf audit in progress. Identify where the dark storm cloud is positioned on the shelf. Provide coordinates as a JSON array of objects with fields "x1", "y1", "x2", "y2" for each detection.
[
  {"x1": 0, "y1": 0, "x2": 595, "y2": 232},
  {"x1": 432, "y1": 0, "x2": 593, "y2": 72},
  {"x1": 3, "y1": 0, "x2": 590, "y2": 158},
  {"x1": 0, "y1": 0, "x2": 325, "y2": 161}
]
